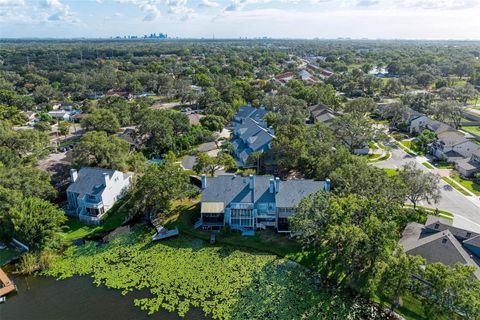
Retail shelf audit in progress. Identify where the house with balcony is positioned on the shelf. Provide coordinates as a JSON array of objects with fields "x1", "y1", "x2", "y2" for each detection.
[
  {"x1": 231, "y1": 106, "x2": 275, "y2": 167},
  {"x1": 197, "y1": 175, "x2": 328, "y2": 235},
  {"x1": 66, "y1": 167, "x2": 133, "y2": 224}
]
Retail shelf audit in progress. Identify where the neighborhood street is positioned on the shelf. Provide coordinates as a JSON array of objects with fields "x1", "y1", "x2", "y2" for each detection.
[{"x1": 373, "y1": 142, "x2": 480, "y2": 232}]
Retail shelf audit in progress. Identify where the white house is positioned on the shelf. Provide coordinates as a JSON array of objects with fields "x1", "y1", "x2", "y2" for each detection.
[
  {"x1": 66, "y1": 167, "x2": 133, "y2": 224},
  {"x1": 48, "y1": 110, "x2": 71, "y2": 121}
]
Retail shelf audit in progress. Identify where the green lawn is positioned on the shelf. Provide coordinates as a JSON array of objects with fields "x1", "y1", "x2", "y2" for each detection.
[
  {"x1": 431, "y1": 161, "x2": 454, "y2": 169},
  {"x1": 449, "y1": 175, "x2": 480, "y2": 196},
  {"x1": 422, "y1": 162, "x2": 434, "y2": 169},
  {"x1": 164, "y1": 197, "x2": 306, "y2": 264},
  {"x1": 461, "y1": 125, "x2": 480, "y2": 136},
  {"x1": 61, "y1": 197, "x2": 131, "y2": 242}
]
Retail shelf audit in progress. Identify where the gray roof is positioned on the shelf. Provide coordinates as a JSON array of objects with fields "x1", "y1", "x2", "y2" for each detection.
[
  {"x1": 455, "y1": 158, "x2": 480, "y2": 172},
  {"x1": 235, "y1": 106, "x2": 257, "y2": 119},
  {"x1": 67, "y1": 167, "x2": 116, "y2": 196},
  {"x1": 400, "y1": 222, "x2": 480, "y2": 278},
  {"x1": 201, "y1": 175, "x2": 324, "y2": 208},
  {"x1": 201, "y1": 175, "x2": 275, "y2": 204},
  {"x1": 309, "y1": 104, "x2": 339, "y2": 123},
  {"x1": 425, "y1": 215, "x2": 478, "y2": 240},
  {"x1": 276, "y1": 180, "x2": 325, "y2": 208}
]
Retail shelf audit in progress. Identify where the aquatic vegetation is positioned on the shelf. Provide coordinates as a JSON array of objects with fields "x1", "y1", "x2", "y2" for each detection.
[{"x1": 45, "y1": 228, "x2": 389, "y2": 319}]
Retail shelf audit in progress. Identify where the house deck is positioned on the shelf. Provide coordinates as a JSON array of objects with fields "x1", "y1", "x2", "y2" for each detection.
[{"x1": 0, "y1": 268, "x2": 16, "y2": 297}]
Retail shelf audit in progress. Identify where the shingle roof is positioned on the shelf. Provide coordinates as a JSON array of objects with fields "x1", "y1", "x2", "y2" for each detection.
[
  {"x1": 400, "y1": 222, "x2": 480, "y2": 278},
  {"x1": 201, "y1": 175, "x2": 275, "y2": 204},
  {"x1": 201, "y1": 175, "x2": 324, "y2": 209},
  {"x1": 67, "y1": 167, "x2": 116, "y2": 196},
  {"x1": 275, "y1": 180, "x2": 325, "y2": 208}
]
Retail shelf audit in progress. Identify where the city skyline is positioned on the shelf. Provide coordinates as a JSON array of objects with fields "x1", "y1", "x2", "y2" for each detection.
[{"x1": 1, "y1": 0, "x2": 480, "y2": 40}]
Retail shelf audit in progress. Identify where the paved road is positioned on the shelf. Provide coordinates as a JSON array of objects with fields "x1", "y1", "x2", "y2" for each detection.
[{"x1": 373, "y1": 142, "x2": 480, "y2": 232}]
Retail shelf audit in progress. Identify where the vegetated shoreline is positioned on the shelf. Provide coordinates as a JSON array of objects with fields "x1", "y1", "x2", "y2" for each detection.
[{"x1": 42, "y1": 225, "x2": 395, "y2": 320}]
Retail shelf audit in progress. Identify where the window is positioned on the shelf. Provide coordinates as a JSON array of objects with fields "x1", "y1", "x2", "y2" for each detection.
[
  {"x1": 434, "y1": 223, "x2": 440, "y2": 229},
  {"x1": 466, "y1": 232, "x2": 472, "y2": 238},
  {"x1": 442, "y1": 238, "x2": 447, "y2": 244}
]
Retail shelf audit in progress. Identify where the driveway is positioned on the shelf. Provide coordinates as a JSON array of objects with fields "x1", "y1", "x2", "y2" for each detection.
[
  {"x1": 372, "y1": 142, "x2": 480, "y2": 231},
  {"x1": 180, "y1": 141, "x2": 232, "y2": 176}
]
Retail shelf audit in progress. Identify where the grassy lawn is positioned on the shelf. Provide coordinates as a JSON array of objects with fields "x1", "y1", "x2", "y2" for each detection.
[
  {"x1": 0, "y1": 245, "x2": 21, "y2": 266},
  {"x1": 395, "y1": 141, "x2": 417, "y2": 156},
  {"x1": 431, "y1": 161, "x2": 454, "y2": 169},
  {"x1": 422, "y1": 162, "x2": 434, "y2": 169},
  {"x1": 403, "y1": 204, "x2": 454, "y2": 220},
  {"x1": 461, "y1": 125, "x2": 480, "y2": 136},
  {"x1": 383, "y1": 168, "x2": 399, "y2": 176},
  {"x1": 442, "y1": 177, "x2": 473, "y2": 196},
  {"x1": 449, "y1": 174, "x2": 480, "y2": 196},
  {"x1": 61, "y1": 197, "x2": 131, "y2": 242}
]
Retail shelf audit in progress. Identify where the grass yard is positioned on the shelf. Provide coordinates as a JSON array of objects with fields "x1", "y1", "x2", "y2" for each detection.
[
  {"x1": 461, "y1": 125, "x2": 480, "y2": 136},
  {"x1": 45, "y1": 227, "x2": 391, "y2": 320},
  {"x1": 422, "y1": 162, "x2": 434, "y2": 169},
  {"x1": 61, "y1": 197, "x2": 131, "y2": 242},
  {"x1": 383, "y1": 168, "x2": 399, "y2": 176},
  {"x1": 164, "y1": 197, "x2": 307, "y2": 264},
  {"x1": 449, "y1": 174, "x2": 480, "y2": 196},
  {"x1": 431, "y1": 161, "x2": 454, "y2": 169}
]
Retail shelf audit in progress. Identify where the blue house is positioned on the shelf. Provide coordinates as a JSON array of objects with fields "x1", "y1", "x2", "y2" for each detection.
[
  {"x1": 231, "y1": 106, "x2": 274, "y2": 167},
  {"x1": 197, "y1": 175, "x2": 329, "y2": 235}
]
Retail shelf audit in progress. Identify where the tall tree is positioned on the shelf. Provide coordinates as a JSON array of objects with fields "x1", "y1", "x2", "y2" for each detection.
[
  {"x1": 398, "y1": 162, "x2": 441, "y2": 209},
  {"x1": 2, "y1": 197, "x2": 66, "y2": 251},
  {"x1": 81, "y1": 108, "x2": 120, "y2": 134}
]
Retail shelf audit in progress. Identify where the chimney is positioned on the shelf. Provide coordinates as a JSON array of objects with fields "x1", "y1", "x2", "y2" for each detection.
[
  {"x1": 103, "y1": 172, "x2": 109, "y2": 186},
  {"x1": 201, "y1": 175, "x2": 207, "y2": 189},
  {"x1": 70, "y1": 169, "x2": 78, "y2": 182},
  {"x1": 275, "y1": 177, "x2": 280, "y2": 193},
  {"x1": 324, "y1": 178, "x2": 331, "y2": 192},
  {"x1": 249, "y1": 175, "x2": 254, "y2": 190},
  {"x1": 269, "y1": 178, "x2": 274, "y2": 193}
]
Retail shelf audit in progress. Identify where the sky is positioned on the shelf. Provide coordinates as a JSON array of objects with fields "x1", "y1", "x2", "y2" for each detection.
[{"x1": 1, "y1": 0, "x2": 480, "y2": 39}]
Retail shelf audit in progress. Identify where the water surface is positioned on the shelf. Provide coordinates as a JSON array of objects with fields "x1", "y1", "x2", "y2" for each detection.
[{"x1": 0, "y1": 274, "x2": 209, "y2": 320}]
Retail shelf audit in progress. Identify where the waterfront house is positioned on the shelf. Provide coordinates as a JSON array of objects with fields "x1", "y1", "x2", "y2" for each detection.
[
  {"x1": 66, "y1": 167, "x2": 133, "y2": 224},
  {"x1": 197, "y1": 175, "x2": 328, "y2": 235},
  {"x1": 400, "y1": 215, "x2": 480, "y2": 279}
]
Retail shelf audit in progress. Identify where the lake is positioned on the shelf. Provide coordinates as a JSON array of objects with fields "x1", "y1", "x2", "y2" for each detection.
[{"x1": 0, "y1": 274, "x2": 209, "y2": 320}]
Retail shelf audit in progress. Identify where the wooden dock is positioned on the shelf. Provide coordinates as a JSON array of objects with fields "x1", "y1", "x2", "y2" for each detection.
[{"x1": 0, "y1": 268, "x2": 16, "y2": 297}]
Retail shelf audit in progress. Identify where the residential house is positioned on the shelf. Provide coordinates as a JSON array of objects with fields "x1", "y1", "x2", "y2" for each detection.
[
  {"x1": 66, "y1": 167, "x2": 133, "y2": 224},
  {"x1": 409, "y1": 115, "x2": 432, "y2": 134},
  {"x1": 117, "y1": 128, "x2": 137, "y2": 150},
  {"x1": 231, "y1": 106, "x2": 274, "y2": 167},
  {"x1": 48, "y1": 110, "x2": 71, "y2": 121},
  {"x1": 400, "y1": 215, "x2": 480, "y2": 279},
  {"x1": 274, "y1": 72, "x2": 295, "y2": 83},
  {"x1": 298, "y1": 69, "x2": 318, "y2": 83},
  {"x1": 198, "y1": 175, "x2": 329, "y2": 235},
  {"x1": 309, "y1": 103, "x2": 339, "y2": 126},
  {"x1": 429, "y1": 130, "x2": 480, "y2": 176}
]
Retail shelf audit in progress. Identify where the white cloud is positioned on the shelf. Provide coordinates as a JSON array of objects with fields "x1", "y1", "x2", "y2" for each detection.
[
  {"x1": 39, "y1": 0, "x2": 77, "y2": 22},
  {"x1": 117, "y1": 0, "x2": 162, "y2": 20},
  {"x1": 0, "y1": 0, "x2": 25, "y2": 6},
  {"x1": 198, "y1": 0, "x2": 219, "y2": 8},
  {"x1": 396, "y1": 0, "x2": 479, "y2": 10}
]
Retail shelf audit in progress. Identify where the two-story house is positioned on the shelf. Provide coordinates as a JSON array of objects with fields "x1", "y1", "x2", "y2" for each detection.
[
  {"x1": 66, "y1": 167, "x2": 133, "y2": 224},
  {"x1": 198, "y1": 175, "x2": 328, "y2": 235},
  {"x1": 231, "y1": 106, "x2": 275, "y2": 167}
]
